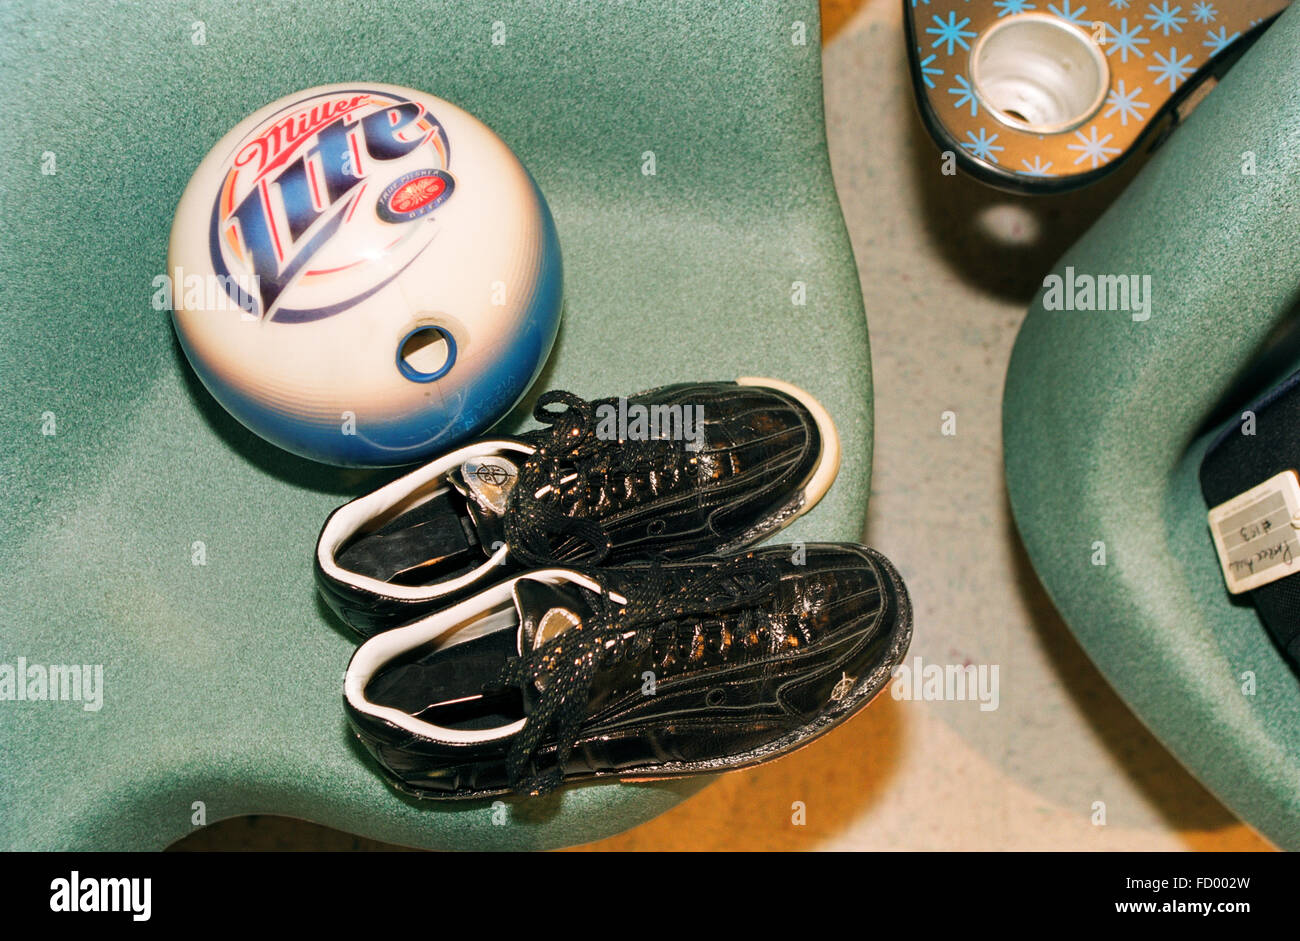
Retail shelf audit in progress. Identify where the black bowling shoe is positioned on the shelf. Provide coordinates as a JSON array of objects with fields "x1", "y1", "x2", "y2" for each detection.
[
  {"x1": 316, "y1": 378, "x2": 839, "y2": 637},
  {"x1": 342, "y1": 543, "x2": 911, "y2": 798}
]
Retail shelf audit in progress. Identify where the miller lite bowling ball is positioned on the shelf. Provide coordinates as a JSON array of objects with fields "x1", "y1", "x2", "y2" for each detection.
[{"x1": 168, "y1": 83, "x2": 562, "y2": 466}]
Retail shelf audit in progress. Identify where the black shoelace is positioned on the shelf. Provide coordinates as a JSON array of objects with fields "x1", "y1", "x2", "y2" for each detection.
[
  {"x1": 503, "y1": 390, "x2": 683, "y2": 568},
  {"x1": 492, "y1": 554, "x2": 781, "y2": 796}
]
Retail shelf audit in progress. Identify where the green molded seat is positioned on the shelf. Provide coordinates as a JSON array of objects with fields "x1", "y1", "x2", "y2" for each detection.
[
  {"x1": 1004, "y1": 8, "x2": 1300, "y2": 849},
  {"x1": 0, "y1": 1, "x2": 872, "y2": 849}
]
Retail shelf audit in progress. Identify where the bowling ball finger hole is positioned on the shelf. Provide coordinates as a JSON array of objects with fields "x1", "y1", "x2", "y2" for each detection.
[
  {"x1": 969, "y1": 13, "x2": 1109, "y2": 135},
  {"x1": 397, "y1": 325, "x2": 456, "y2": 383}
]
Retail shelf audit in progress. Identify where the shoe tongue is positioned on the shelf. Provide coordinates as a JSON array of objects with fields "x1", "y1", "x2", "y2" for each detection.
[
  {"x1": 511, "y1": 577, "x2": 596, "y2": 716},
  {"x1": 449, "y1": 455, "x2": 519, "y2": 553},
  {"x1": 510, "y1": 576, "x2": 623, "y2": 719},
  {"x1": 512, "y1": 576, "x2": 594, "y2": 654}
]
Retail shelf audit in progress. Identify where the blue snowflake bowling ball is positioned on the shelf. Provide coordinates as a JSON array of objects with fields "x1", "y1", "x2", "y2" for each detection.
[{"x1": 168, "y1": 83, "x2": 562, "y2": 467}]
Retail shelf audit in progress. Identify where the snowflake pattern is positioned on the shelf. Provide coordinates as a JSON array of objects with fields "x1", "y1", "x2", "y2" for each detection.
[
  {"x1": 1103, "y1": 80, "x2": 1150, "y2": 125},
  {"x1": 1148, "y1": 46, "x2": 1194, "y2": 89},
  {"x1": 1203, "y1": 25, "x2": 1242, "y2": 55},
  {"x1": 926, "y1": 12, "x2": 977, "y2": 54},
  {"x1": 1105, "y1": 18, "x2": 1150, "y2": 61},
  {"x1": 918, "y1": 53, "x2": 943, "y2": 89},
  {"x1": 962, "y1": 128, "x2": 1005, "y2": 163},
  {"x1": 948, "y1": 74, "x2": 980, "y2": 115},
  {"x1": 906, "y1": 0, "x2": 1281, "y2": 181},
  {"x1": 1145, "y1": 2, "x2": 1187, "y2": 35},
  {"x1": 1021, "y1": 156, "x2": 1054, "y2": 175},
  {"x1": 1047, "y1": 1, "x2": 1089, "y2": 24},
  {"x1": 1068, "y1": 127, "x2": 1121, "y2": 167}
]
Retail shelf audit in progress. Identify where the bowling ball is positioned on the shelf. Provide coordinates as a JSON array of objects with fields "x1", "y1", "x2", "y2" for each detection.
[{"x1": 168, "y1": 82, "x2": 562, "y2": 466}]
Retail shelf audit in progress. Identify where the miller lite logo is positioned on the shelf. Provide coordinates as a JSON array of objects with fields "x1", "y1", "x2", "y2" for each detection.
[
  {"x1": 208, "y1": 88, "x2": 455, "y2": 323},
  {"x1": 377, "y1": 168, "x2": 455, "y2": 223}
]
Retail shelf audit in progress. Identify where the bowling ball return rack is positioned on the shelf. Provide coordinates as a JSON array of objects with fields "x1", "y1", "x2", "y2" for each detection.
[{"x1": 1004, "y1": 7, "x2": 1300, "y2": 851}]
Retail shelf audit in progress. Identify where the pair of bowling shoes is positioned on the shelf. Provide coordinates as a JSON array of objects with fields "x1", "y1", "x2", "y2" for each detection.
[{"x1": 315, "y1": 378, "x2": 912, "y2": 798}]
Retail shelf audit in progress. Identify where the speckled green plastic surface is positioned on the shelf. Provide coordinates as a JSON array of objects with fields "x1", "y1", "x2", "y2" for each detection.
[
  {"x1": 1005, "y1": 7, "x2": 1300, "y2": 850},
  {"x1": 0, "y1": 1, "x2": 872, "y2": 849}
]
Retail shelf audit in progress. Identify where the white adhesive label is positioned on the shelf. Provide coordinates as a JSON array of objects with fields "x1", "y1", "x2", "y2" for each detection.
[{"x1": 1208, "y1": 470, "x2": 1300, "y2": 594}]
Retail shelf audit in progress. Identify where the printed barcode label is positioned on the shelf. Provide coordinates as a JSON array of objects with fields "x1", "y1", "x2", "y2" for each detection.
[{"x1": 1208, "y1": 470, "x2": 1300, "y2": 594}]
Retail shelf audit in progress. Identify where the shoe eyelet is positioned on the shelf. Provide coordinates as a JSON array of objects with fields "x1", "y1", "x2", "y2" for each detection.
[
  {"x1": 705, "y1": 688, "x2": 726, "y2": 707},
  {"x1": 647, "y1": 519, "x2": 667, "y2": 536}
]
